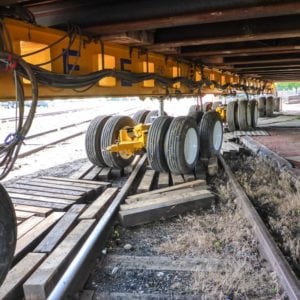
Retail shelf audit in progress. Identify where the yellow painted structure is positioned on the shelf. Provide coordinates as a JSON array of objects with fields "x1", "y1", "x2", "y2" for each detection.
[{"x1": 0, "y1": 18, "x2": 275, "y2": 100}]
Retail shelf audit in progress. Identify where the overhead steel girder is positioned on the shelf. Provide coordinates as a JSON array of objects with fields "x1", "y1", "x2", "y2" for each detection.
[{"x1": 151, "y1": 15, "x2": 300, "y2": 49}]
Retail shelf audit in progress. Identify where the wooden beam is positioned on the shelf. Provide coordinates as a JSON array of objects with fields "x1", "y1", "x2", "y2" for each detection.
[{"x1": 151, "y1": 15, "x2": 300, "y2": 49}]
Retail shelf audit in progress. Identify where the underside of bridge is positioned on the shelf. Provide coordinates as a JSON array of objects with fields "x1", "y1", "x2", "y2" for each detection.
[{"x1": 2, "y1": 0, "x2": 300, "y2": 82}]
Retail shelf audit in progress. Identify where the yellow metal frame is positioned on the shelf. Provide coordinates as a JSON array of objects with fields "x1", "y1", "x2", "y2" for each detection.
[
  {"x1": 107, "y1": 123, "x2": 150, "y2": 155},
  {"x1": 0, "y1": 18, "x2": 275, "y2": 100}
]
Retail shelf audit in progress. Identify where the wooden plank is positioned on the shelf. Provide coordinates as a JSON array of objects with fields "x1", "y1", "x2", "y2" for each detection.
[
  {"x1": 122, "y1": 187, "x2": 210, "y2": 210},
  {"x1": 31, "y1": 178, "x2": 102, "y2": 192},
  {"x1": 6, "y1": 187, "x2": 80, "y2": 201},
  {"x1": 69, "y1": 161, "x2": 94, "y2": 179},
  {"x1": 207, "y1": 156, "x2": 219, "y2": 176},
  {"x1": 41, "y1": 176, "x2": 110, "y2": 188},
  {"x1": 183, "y1": 173, "x2": 196, "y2": 182},
  {"x1": 17, "y1": 216, "x2": 44, "y2": 239},
  {"x1": 14, "y1": 180, "x2": 89, "y2": 193},
  {"x1": 119, "y1": 190, "x2": 214, "y2": 227},
  {"x1": 23, "y1": 219, "x2": 95, "y2": 300},
  {"x1": 34, "y1": 204, "x2": 86, "y2": 253},
  {"x1": 9, "y1": 193, "x2": 75, "y2": 205},
  {"x1": 157, "y1": 172, "x2": 170, "y2": 189},
  {"x1": 15, "y1": 210, "x2": 35, "y2": 220},
  {"x1": 14, "y1": 212, "x2": 64, "y2": 262},
  {"x1": 126, "y1": 179, "x2": 207, "y2": 202},
  {"x1": 171, "y1": 174, "x2": 185, "y2": 185},
  {"x1": 136, "y1": 169, "x2": 156, "y2": 194},
  {"x1": 14, "y1": 204, "x2": 53, "y2": 217},
  {"x1": 82, "y1": 166, "x2": 102, "y2": 180},
  {"x1": 79, "y1": 188, "x2": 118, "y2": 220},
  {"x1": 12, "y1": 198, "x2": 70, "y2": 211},
  {"x1": 98, "y1": 167, "x2": 112, "y2": 181},
  {"x1": 0, "y1": 253, "x2": 46, "y2": 300}
]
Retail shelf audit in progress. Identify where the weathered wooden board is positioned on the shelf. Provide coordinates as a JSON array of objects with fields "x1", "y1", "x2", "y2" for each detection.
[
  {"x1": 15, "y1": 210, "x2": 35, "y2": 220},
  {"x1": 6, "y1": 187, "x2": 80, "y2": 201},
  {"x1": 171, "y1": 174, "x2": 185, "y2": 185},
  {"x1": 0, "y1": 253, "x2": 46, "y2": 300},
  {"x1": 157, "y1": 172, "x2": 170, "y2": 189},
  {"x1": 15, "y1": 180, "x2": 90, "y2": 193},
  {"x1": 14, "y1": 204, "x2": 53, "y2": 217},
  {"x1": 23, "y1": 219, "x2": 95, "y2": 300},
  {"x1": 79, "y1": 188, "x2": 118, "y2": 220},
  {"x1": 126, "y1": 179, "x2": 207, "y2": 203},
  {"x1": 17, "y1": 216, "x2": 44, "y2": 239},
  {"x1": 41, "y1": 176, "x2": 110, "y2": 188},
  {"x1": 14, "y1": 212, "x2": 64, "y2": 262},
  {"x1": 136, "y1": 169, "x2": 156, "y2": 194},
  {"x1": 34, "y1": 204, "x2": 86, "y2": 253},
  {"x1": 12, "y1": 198, "x2": 70, "y2": 211},
  {"x1": 9, "y1": 193, "x2": 75, "y2": 205},
  {"x1": 82, "y1": 166, "x2": 103, "y2": 180},
  {"x1": 97, "y1": 167, "x2": 112, "y2": 181},
  {"x1": 119, "y1": 189, "x2": 214, "y2": 227}
]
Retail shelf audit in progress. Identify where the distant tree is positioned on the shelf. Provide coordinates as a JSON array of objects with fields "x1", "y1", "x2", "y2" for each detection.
[{"x1": 276, "y1": 82, "x2": 300, "y2": 93}]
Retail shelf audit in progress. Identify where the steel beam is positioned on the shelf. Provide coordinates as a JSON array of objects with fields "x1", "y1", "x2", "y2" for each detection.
[{"x1": 151, "y1": 15, "x2": 300, "y2": 49}]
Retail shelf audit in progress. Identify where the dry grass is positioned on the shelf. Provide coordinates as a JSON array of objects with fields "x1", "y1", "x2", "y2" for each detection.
[
  {"x1": 156, "y1": 179, "x2": 280, "y2": 298},
  {"x1": 231, "y1": 155, "x2": 300, "y2": 277}
]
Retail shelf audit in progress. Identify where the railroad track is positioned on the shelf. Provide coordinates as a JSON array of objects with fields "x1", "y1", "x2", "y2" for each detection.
[{"x1": 0, "y1": 136, "x2": 299, "y2": 299}]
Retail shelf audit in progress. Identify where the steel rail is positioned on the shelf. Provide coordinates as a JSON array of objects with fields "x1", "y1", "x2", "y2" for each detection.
[
  {"x1": 48, "y1": 154, "x2": 147, "y2": 300},
  {"x1": 218, "y1": 155, "x2": 300, "y2": 300}
]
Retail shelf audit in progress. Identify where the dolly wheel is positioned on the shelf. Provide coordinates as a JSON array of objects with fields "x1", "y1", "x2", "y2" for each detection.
[
  {"x1": 101, "y1": 116, "x2": 136, "y2": 169},
  {"x1": 226, "y1": 101, "x2": 238, "y2": 132},
  {"x1": 132, "y1": 110, "x2": 150, "y2": 124},
  {"x1": 0, "y1": 185, "x2": 16, "y2": 286},
  {"x1": 237, "y1": 99, "x2": 249, "y2": 131},
  {"x1": 85, "y1": 115, "x2": 110, "y2": 166},
  {"x1": 249, "y1": 100, "x2": 258, "y2": 128},
  {"x1": 147, "y1": 116, "x2": 173, "y2": 172},
  {"x1": 199, "y1": 111, "x2": 223, "y2": 159},
  {"x1": 164, "y1": 116, "x2": 199, "y2": 175}
]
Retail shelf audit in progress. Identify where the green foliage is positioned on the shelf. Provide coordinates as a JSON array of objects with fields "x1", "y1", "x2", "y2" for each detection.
[{"x1": 275, "y1": 82, "x2": 300, "y2": 91}]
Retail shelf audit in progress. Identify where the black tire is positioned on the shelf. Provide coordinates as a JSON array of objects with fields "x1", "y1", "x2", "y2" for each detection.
[
  {"x1": 132, "y1": 110, "x2": 150, "y2": 124},
  {"x1": 101, "y1": 116, "x2": 136, "y2": 168},
  {"x1": 203, "y1": 102, "x2": 213, "y2": 112},
  {"x1": 274, "y1": 97, "x2": 281, "y2": 112},
  {"x1": 199, "y1": 111, "x2": 223, "y2": 159},
  {"x1": 258, "y1": 96, "x2": 266, "y2": 117},
  {"x1": 266, "y1": 96, "x2": 274, "y2": 117},
  {"x1": 144, "y1": 110, "x2": 159, "y2": 124},
  {"x1": 249, "y1": 99, "x2": 258, "y2": 128},
  {"x1": 226, "y1": 101, "x2": 238, "y2": 132},
  {"x1": 188, "y1": 105, "x2": 200, "y2": 114},
  {"x1": 164, "y1": 117, "x2": 199, "y2": 174},
  {"x1": 85, "y1": 115, "x2": 110, "y2": 166},
  {"x1": 188, "y1": 111, "x2": 204, "y2": 125},
  {"x1": 237, "y1": 100, "x2": 249, "y2": 131},
  {"x1": 0, "y1": 185, "x2": 16, "y2": 285},
  {"x1": 147, "y1": 116, "x2": 173, "y2": 172}
]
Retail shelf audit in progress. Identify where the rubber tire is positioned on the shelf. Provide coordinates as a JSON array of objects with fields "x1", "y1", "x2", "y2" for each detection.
[
  {"x1": 188, "y1": 105, "x2": 200, "y2": 114},
  {"x1": 164, "y1": 117, "x2": 199, "y2": 174},
  {"x1": 199, "y1": 111, "x2": 223, "y2": 159},
  {"x1": 85, "y1": 115, "x2": 110, "y2": 166},
  {"x1": 203, "y1": 102, "x2": 213, "y2": 112},
  {"x1": 132, "y1": 110, "x2": 150, "y2": 124},
  {"x1": 188, "y1": 111, "x2": 204, "y2": 125},
  {"x1": 249, "y1": 99, "x2": 258, "y2": 128},
  {"x1": 258, "y1": 96, "x2": 266, "y2": 117},
  {"x1": 274, "y1": 97, "x2": 281, "y2": 112},
  {"x1": 147, "y1": 116, "x2": 173, "y2": 172},
  {"x1": 101, "y1": 116, "x2": 136, "y2": 168},
  {"x1": 237, "y1": 100, "x2": 249, "y2": 131},
  {"x1": 0, "y1": 184, "x2": 16, "y2": 286},
  {"x1": 144, "y1": 110, "x2": 167, "y2": 123},
  {"x1": 226, "y1": 101, "x2": 238, "y2": 132},
  {"x1": 266, "y1": 96, "x2": 274, "y2": 117},
  {"x1": 246, "y1": 101, "x2": 252, "y2": 129}
]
